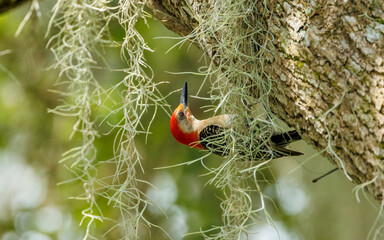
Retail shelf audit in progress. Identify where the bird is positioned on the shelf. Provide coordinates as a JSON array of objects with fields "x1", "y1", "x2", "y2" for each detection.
[{"x1": 170, "y1": 82, "x2": 303, "y2": 160}]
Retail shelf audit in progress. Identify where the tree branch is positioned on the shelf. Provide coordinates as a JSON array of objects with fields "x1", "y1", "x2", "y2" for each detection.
[{"x1": 147, "y1": 0, "x2": 384, "y2": 201}]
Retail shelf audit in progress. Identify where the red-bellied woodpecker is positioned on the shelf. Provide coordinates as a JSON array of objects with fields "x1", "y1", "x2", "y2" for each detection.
[{"x1": 170, "y1": 82, "x2": 303, "y2": 160}]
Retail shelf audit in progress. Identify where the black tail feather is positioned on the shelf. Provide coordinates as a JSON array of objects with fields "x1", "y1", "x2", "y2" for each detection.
[{"x1": 270, "y1": 130, "x2": 301, "y2": 146}]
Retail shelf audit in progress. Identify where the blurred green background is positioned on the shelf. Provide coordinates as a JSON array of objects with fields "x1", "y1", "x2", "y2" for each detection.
[{"x1": 0, "y1": 2, "x2": 379, "y2": 240}]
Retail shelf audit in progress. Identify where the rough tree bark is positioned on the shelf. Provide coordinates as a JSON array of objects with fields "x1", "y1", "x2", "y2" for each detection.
[{"x1": 147, "y1": 0, "x2": 384, "y2": 201}]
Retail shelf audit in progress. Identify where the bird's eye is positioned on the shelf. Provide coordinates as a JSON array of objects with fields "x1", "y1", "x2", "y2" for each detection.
[{"x1": 178, "y1": 111, "x2": 185, "y2": 120}]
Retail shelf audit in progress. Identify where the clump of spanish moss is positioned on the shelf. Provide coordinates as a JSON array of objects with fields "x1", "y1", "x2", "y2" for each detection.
[
  {"x1": 180, "y1": 1, "x2": 281, "y2": 239},
  {"x1": 47, "y1": 0, "x2": 168, "y2": 239}
]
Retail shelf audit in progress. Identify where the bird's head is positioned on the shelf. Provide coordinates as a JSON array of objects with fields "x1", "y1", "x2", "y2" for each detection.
[{"x1": 170, "y1": 82, "x2": 204, "y2": 149}]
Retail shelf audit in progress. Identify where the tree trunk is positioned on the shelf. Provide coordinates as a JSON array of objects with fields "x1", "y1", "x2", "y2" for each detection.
[{"x1": 147, "y1": 0, "x2": 384, "y2": 201}]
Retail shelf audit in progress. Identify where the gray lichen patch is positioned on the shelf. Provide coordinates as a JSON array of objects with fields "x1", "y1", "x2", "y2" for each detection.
[{"x1": 364, "y1": 26, "x2": 382, "y2": 42}]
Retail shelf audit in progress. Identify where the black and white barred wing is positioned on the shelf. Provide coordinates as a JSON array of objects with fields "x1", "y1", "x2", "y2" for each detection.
[{"x1": 199, "y1": 125, "x2": 230, "y2": 156}]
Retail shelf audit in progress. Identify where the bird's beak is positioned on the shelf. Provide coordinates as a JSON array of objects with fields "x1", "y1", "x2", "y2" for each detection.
[{"x1": 180, "y1": 82, "x2": 188, "y2": 108}]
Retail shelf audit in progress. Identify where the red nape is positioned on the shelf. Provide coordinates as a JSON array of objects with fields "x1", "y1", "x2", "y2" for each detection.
[{"x1": 170, "y1": 111, "x2": 204, "y2": 150}]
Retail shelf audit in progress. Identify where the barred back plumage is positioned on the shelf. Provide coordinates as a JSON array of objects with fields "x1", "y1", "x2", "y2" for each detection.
[{"x1": 199, "y1": 125, "x2": 302, "y2": 160}]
